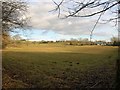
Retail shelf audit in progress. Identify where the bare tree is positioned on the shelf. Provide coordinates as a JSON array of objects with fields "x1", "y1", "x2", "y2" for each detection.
[
  {"x1": 52, "y1": 0, "x2": 119, "y2": 41},
  {"x1": 1, "y1": 0, "x2": 29, "y2": 48},
  {"x1": 12, "y1": 34, "x2": 22, "y2": 41},
  {"x1": 111, "y1": 36, "x2": 118, "y2": 42}
]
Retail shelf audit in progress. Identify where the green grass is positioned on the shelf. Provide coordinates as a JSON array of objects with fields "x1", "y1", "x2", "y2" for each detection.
[{"x1": 2, "y1": 44, "x2": 118, "y2": 88}]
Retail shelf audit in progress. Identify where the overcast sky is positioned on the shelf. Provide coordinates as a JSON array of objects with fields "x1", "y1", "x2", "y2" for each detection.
[{"x1": 11, "y1": 0, "x2": 118, "y2": 41}]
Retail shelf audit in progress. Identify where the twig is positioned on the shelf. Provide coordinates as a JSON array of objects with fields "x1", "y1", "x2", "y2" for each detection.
[{"x1": 90, "y1": 81, "x2": 102, "y2": 88}]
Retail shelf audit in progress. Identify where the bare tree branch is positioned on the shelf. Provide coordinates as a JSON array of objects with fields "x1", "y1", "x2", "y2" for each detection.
[
  {"x1": 90, "y1": 1, "x2": 109, "y2": 41},
  {"x1": 66, "y1": 2, "x2": 118, "y2": 18},
  {"x1": 52, "y1": 0, "x2": 64, "y2": 17},
  {"x1": 52, "y1": 0, "x2": 119, "y2": 41}
]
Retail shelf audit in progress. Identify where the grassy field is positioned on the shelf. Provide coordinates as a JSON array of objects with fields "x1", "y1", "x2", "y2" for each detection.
[{"x1": 2, "y1": 44, "x2": 118, "y2": 88}]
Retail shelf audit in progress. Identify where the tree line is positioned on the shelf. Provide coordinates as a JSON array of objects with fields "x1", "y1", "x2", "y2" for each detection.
[{"x1": 4, "y1": 34, "x2": 119, "y2": 48}]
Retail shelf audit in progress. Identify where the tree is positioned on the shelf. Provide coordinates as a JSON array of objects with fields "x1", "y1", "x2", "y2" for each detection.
[
  {"x1": 111, "y1": 37, "x2": 118, "y2": 43},
  {"x1": 111, "y1": 37, "x2": 119, "y2": 46},
  {"x1": 11, "y1": 34, "x2": 22, "y2": 46},
  {"x1": 12, "y1": 34, "x2": 22, "y2": 41},
  {"x1": 52, "y1": 0, "x2": 119, "y2": 41},
  {"x1": 1, "y1": 0, "x2": 28, "y2": 48},
  {"x1": 2, "y1": 32, "x2": 11, "y2": 48}
]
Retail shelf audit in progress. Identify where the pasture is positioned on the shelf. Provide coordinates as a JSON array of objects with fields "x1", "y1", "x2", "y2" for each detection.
[{"x1": 2, "y1": 44, "x2": 118, "y2": 88}]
